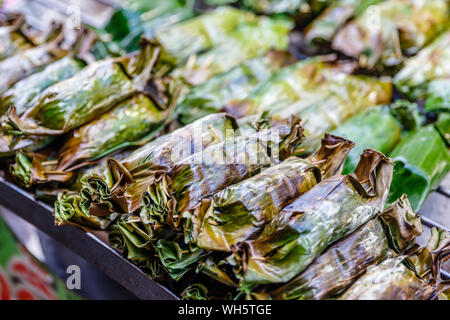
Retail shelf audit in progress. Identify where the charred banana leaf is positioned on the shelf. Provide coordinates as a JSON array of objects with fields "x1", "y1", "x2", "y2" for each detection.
[
  {"x1": 141, "y1": 118, "x2": 304, "y2": 232},
  {"x1": 387, "y1": 125, "x2": 450, "y2": 211},
  {"x1": 235, "y1": 149, "x2": 393, "y2": 288},
  {"x1": 267, "y1": 194, "x2": 422, "y2": 300},
  {"x1": 339, "y1": 228, "x2": 450, "y2": 300},
  {"x1": 2, "y1": 39, "x2": 160, "y2": 136},
  {"x1": 10, "y1": 93, "x2": 176, "y2": 186},
  {"x1": 332, "y1": 0, "x2": 449, "y2": 70},
  {"x1": 192, "y1": 134, "x2": 354, "y2": 252},
  {"x1": 176, "y1": 50, "x2": 294, "y2": 125},
  {"x1": 54, "y1": 113, "x2": 238, "y2": 229}
]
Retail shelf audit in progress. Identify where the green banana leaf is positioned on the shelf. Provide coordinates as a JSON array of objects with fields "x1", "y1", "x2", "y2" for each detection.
[
  {"x1": 176, "y1": 50, "x2": 294, "y2": 125},
  {"x1": 425, "y1": 78, "x2": 450, "y2": 112},
  {"x1": 387, "y1": 125, "x2": 450, "y2": 211},
  {"x1": 332, "y1": 0, "x2": 449, "y2": 69},
  {"x1": 2, "y1": 39, "x2": 160, "y2": 137},
  {"x1": 155, "y1": 7, "x2": 256, "y2": 66},
  {"x1": 267, "y1": 194, "x2": 422, "y2": 300},
  {"x1": 192, "y1": 134, "x2": 354, "y2": 252},
  {"x1": 235, "y1": 149, "x2": 393, "y2": 288},
  {"x1": 170, "y1": 15, "x2": 293, "y2": 85},
  {"x1": 223, "y1": 58, "x2": 391, "y2": 151},
  {"x1": 394, "y1": 30, "x2": 450, "y2": 100},
  {"x1": 10, "y1": 93, "x2": 177, "y2": 186},
  {"x1": 140, "y1": 118, "x2": 304, "y2": 233},
  {"x1": 181, "y1": 283, "x2": 209, "y2": 300},
  {"x1": 330, "y1": 101, "x2": 419, "y2": 174},
  {"x1": 305, "y1": 0, "x2": 383, "y2": 45},
  {"x1": 54, "y1": 113, "x2": 238, "y2": 229},
  {"x1": 338, "y1": 228, "x2": 450, "y2": 300},
  {"x1": 0, "y1": 23, "x2": 68, "y2": 95},
  {"x1": 243, "y1": 0, "x2": 327, "y2": 15},
  {"x1": 435, "y1": 112, "x2": 450, "y2": 145}
]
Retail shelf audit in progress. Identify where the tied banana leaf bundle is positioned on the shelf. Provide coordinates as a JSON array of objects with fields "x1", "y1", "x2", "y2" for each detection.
[
  {"x1": 387, "y1": 125, "x2": 450, "y2": 211},
  {"x1": 339, "y1": 228, "x2": 450, "y2": 300},
  {"x1": 2, "y1": 38, "x2": 161, "y2": 137},
  {"x1": 10, "y1": 92, "x2": 178, "y2": 187},
  {"x1": 234, "y1": 149, "x2": 394, "y2": 289},
  {"x1": 331, "y1": 100, "x2": 419, "y2": 174},
  {"x1": 155, "y1": 7, "x2": 256, "y2": 66},
  {"x1": 266, "y1": 194, "x2": 422, "y2": 300},
  {"x1": 54, "y1": 113, "x2": 239, "y2": 229},
  {"x1": 223, "y1": 58, "x2": 392, "y2": 152},
  {"x1": 171, "y1": 14, "x2": 293, "y2": 85},
  {"x1": 176, "y1": 50, "x2": 295, "y2": 125},
  {"x1": 191, "y1": 134, "x2": 354, "y2": 252},
  {"x1": 0, "y1": 56, "x2": 88, "y2": 156},
  {"x1": 394, "y1": 30, "x2": 450, "y2": 101},
  {"x1": 141, "y1": 117, "x2": 304, "y2": 233},
  {"x1": 304, "y1": 0, "x2": 384, "y2": 45},
  {"x1": 332, "y1": 0, "x2": 449, "y2": 70}
]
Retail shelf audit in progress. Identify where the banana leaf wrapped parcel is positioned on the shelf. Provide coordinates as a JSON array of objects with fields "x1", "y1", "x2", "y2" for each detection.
[
  {"x1": 0, "y1": 12, "x2": 36, "y2": 61},
  {"x1": 171, "y1": 14, "x2": 293, "y2": 85},
  {"x1": 2, "y1": 38, "x2": 161, "y2": 137},
  {"x1": 176, "y1": 50, "x2": 295, "y2": 125},
  {"x1": 387, "y1": 125, "x2": 450, "y2": 210},
  {"x1": 234, "y1": 149, "x2": 393, "y2": 288},
  {"x1": 332, "y1": 0, "x2": 449, "y2": 69},
  {"x1": 339, "y1": 228, "x2": 450, "y2": 300},
  {"x1": 304, "y1": 0, "x2": 383, "y2": 45},
  {"x1": 140, "y1": 117, "x2": 304, "y2": 233},
  {"x1": 394, "y1": 30, "x2": 450, "y2": 101},
  {"x1": 10, "y1": 92, "x2": 177, "y2": 186},
  {"x1": 243, "y1": 0, "x2": 327, "y2": 16},
  {"x1": 266, "y1": 194, "x2": 422, "y2": 300},
  {"x1": 54, "y1": 113, "x2": 239, "y2": 229},
  {"x1": 191, "y1": 134, "x2": 354, "y2": 252}
]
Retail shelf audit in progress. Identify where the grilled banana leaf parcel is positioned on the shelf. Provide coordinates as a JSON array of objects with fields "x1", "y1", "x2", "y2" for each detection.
[
  {"x1": 54, "y1": 113, "x2": 239, "y2": 228},
  {"x1": 305, "y1": 0, "x2": 384, "y2": 45},
  {"x1": 332, "y1": 0, "x2": 449, "y2": 69},
  {"x1": 267, "y1": 194, "x2": 422, "y2": 300},
  {"x1": 141, "y1": 118, "x2": 304, "y2": 232},
  {"x1": 0, "y1": 12, "x2": 35, "y2": 61},
  {"x1": 2, "y1": 39, "x2": 160, "y2": 137},
  {"x1": 394, "y1": 30, "x2": 450, "y2": 100},
  {"x1": 10, "y1": 93, "x2": 175, "y2": 186},
  {"x1": 330, "y1": 101, "x2": 419, "y2": 174},
  {"x1": 192, "y1": 134, "x2": 354, "y2": 251},
  {"x1": 339, "y1": 228, "x2": 450, "y2": 300},
  {"x1": 176, "y1": 50, "x2": 294, "y2": 125},
  {"x1": 172, "y1": 15, "x2": 293, "y2": 85},
  {"x1": 387, "y1": 125, "x2": 450, "y2": 211},
  {"x1": 156, "y1": 7, "x2": 255, "y2": 66},
  {"x1": 235, "y1": 149, "x2": 394, "y2": 288}
]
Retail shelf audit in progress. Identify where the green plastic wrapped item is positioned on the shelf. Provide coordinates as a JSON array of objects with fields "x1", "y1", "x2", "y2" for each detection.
[
  {"x1": 191, "y1": 134, "x2": 354, "y2": 252},
  {"x1": 332, "y1": 0, "x2": 449, "y2": 69},
  {"x1": 266, "y1": 194, "x2": 422, "y2": 300},
  {"x1": 2, "y1": 39, "x2": 160, "y2": 137},
  {"x1": 155, "y1": 7, "x2": 256, "y2": 66},
  {"x1": 10, "y1": 93, "x2": 177, "y2": 187},
  {"x1": 387, "y1": 125, "x2": 450, "y2": 211},
  {"x1": 176, "y1": 50, "x2": 295, "y2": 124},
  {"x1": 171, "y1": 15, "x2": 293, "y2": 85},
  {"x1": 331, "y1": 101, "x2": 419, "y2": 174},
  {"x1": 54, "y1": 113, "x2": 239, "y2": 229},
  {"x1": 304, "y1": 0, "x2": 384, "y2": 45},
  {"x1": 140, "y1": 118, "x2": 304, "y2": 234},
  {"x1": 394, "y1": 30, "x2": 450, "y2": 100},
  {"x1": 338, "y1": 228, "x2": 450, "y2": 300},
  {"x1": 234, "y1": 149, "x2": 393, "y2": 289}
]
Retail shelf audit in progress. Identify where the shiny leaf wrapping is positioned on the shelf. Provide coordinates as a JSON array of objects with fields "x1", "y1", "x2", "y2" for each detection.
[{"x1": 235, "y1": 149, "x2": 393, "y2": 288}]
